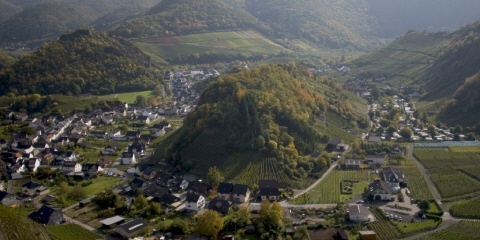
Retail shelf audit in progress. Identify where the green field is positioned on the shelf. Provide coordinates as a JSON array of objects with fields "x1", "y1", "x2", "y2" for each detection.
[
  {"x1": 416, "y1": 221, "x2": 480, "y2": 240},
  {"x1": 450, "y1": 197, "x2": 480, "y2": 219},
  {"x1": 291, "y1": 170, "x2": 375, "y2": 204},
  {"x1": 132, "y1": 31, "x2": 290, "y2": 62},
  {"x1": 97, "y1": 90, "x2": 152, "y2": 103},
  {"x1": 413, "y1": 147, "x2": 480, "y2": 199},
  {"x1": 400, "y1": 156, "x2": 434, "y2": 201},
  {"x1": 47, "y1": 224, "x2": 103, "y2": 240}
]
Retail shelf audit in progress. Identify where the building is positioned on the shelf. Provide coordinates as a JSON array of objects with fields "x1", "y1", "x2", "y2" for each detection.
[
  {"x1": 208, "y1": 198, "x2": 231, "y2": 215},
  {"x1": 0, "y1": 191, "x2": 16, "y2": 206},
  {"x1": 382, "y1": 167, "x2": 407, "y2": 189},
  {"x1": 344, "y1": 159, "x2": 364, "y2": 169},
  {"x1": 115, "y1": 218, "x2": 147, "y2": 239},
  {"x1": 232, "y1": 184, "x2": 250, "y2": 203},
  {"x1": 367, "y1": 180, "x2": 393, "y2": 201},
  {"x1": 327, "y1": 137, "x2": 341, "y2": 151},
  {"x1": 359, "y1": 230, "x2": 377, "y2": 240},
  {"x1": 348, "y1": 204, "x2": 371, "y2": 223},
  {"x1": 21, "y1": 181, "x2": 42, "y2": 196},
  {"x1": 217, "y1": 182, "x2": 234, "y2": 200},
  {"x1": 61, "y1": 161, "x2": 82, "y2": 173},
  {"x1": 185, "y1": 193, "x2": 205, "y2": 211},
  {"x1": 100, "y1": 215, "x2": 125, "y2": 228},
  {"x1": 367, "y1": 156, "x2": 385, "y2": 167},
  {"x1": 259, "y1": 187, "x2": 280, "y2": 201},
  {"x1": 28, "y1": 205, "x2": 64, "y2": 225},
  {"x1": 121, "y1": 152, "x2": 136, "y2": 165}
]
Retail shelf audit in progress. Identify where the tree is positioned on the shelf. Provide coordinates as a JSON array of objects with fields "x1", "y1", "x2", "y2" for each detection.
[
  {"x1": 418, "y1": 200, "x2": 430, "y2": 213},
  {"x1": 133, "y1": 195, "x2": 148, "y2": 211},
  {"x1": 206, "y1": 166, "x2": 224, "y2": 189},
  {"x1": 195, "y1": 210, "x2": 224, "y2": 237},
  {"x1": 21, "y1": 126, "x2": 36, "y2": 135},
  {"x1": 153, "y1": 84, "x2": 163, "y2": 96},
  {"x1": 258, "y1": 201, "x2": 285, "y2": 237},
  {"x1": 135, "y1": 95, "x2": 148, "y2": 107},
  {"x1": 56, "y1": 182, "x2": 69, "y2": 195},
  {"x1": 148, "y1": 202, "x2": 162, "y2": 216},
  {"x1": 428, "y1": 125, "x2": 436, "y2": 137},
  {"x1": 400, "y1": 127, "x2": 412, "y2": 140},
  {"x1": 67, "y1": 185, "x2": 87, "y2": 201}
]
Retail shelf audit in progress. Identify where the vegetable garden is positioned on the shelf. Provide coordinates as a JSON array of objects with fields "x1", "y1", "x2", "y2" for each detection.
[{"x1": 290, "y1": 170, "x2": 374, "y2": 204}]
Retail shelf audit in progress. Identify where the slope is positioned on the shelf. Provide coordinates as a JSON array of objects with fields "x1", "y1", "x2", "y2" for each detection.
[
  {"x1": 165, "y1": 64, "x2": 368, "y2": 187},
  {"x1": 109, "y1": 0, "x2": 270, "y2": 39},
  {"x1": 0, "y1": 50, "x2": 14, "y2": 70},
  {"x1": 0, "y1": 0, "x2": 21, "y2": 24},
  {"x1": 0, "y1": 205, "x2": 52, "y2": 240},
  {"x1": 0, "y1": 29, "x2": 161, "y2": 95},
  {"x1": 245, "y1": 0, "x2": 378, "y2": 49}
]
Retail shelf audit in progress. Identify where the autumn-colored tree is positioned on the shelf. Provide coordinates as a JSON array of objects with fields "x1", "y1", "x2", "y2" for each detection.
[
  {"x1": 195, "y1": 210, "x2": 224, "y2": 237},
  {"x1": 206, "y1": 166, "x2": 224, "y2": 189}
]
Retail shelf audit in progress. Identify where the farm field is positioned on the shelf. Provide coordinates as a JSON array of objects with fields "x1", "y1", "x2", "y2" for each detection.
[
  {"x1": 413, "y1": 147, "x2": 480, "y2": 199},
  {"x1": 416, "y1": 221, "x2": 480, "y2": 240},
  {"x1": 400, "y1": 156, "x2": 434, "y2": 201},
  {"x1": 47, "y1": 224, "x2": 103, "y2": 240},
  {"x1": 449, "y1": 197, "x2": 480, "y2": 219},
  {"x1": 132, "y1": 31, "x2": 290, "y2": 61},
  {"x1": 290, "y1": 170, "x2": 375, "y2": 204}
]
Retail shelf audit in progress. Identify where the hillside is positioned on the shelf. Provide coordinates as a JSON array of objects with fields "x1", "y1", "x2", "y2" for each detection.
[
  {"x1": 109, "y1": 0, "x2": 269, "y2": 39},
  {"x1": 0, "y1": 29, "x2": 161, "y2": 95},
  {"x1": 245, "y1": 0, "x2": 378, "y2": 49},
  {"x1": 0, "y1": 0, "x2": 21, "y2": 23},
  {"x1": 0, "y1": 50, "x2": 14, "y2": 70},
  {"x1": 165, "y1": 64, "x2": 367, "y2": 187},
  {"x1": 0, "y1": 2, "x2": 99, "y2": 42},
  {"x1": 0, "y1": 205, "x2": 52, "y2": 240}
]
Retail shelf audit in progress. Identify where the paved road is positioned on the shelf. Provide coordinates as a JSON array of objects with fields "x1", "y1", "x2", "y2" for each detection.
[
  {"x1": 290, "y1": 162, "x2": 338, "y2": 200},
  {"x1": 279, "y1": 202, "x2": 337, "y2": 209}
]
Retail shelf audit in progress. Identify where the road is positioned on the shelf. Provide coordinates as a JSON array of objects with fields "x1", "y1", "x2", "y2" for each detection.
[{"x1": 290, "y1": 162, "x2": 338, "y2": 200}]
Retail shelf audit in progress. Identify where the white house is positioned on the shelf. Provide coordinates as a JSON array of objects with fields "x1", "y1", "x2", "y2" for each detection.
[
  {"x1": 232, "y1": 184, "x2": 250, "y2": 203},
  {"x1": 348, "y1": 204, "x2": 371, "y2": 222},
  {"x1": 367, "y1": 180, "x2": 393, "y2": 201},
  {"x1": 259, "y1": 187, "x2": 279, "y2": 201},
  {"x1": 110, "y1": 129, "x2": 121, "y2": 139},
  {"x1": 121, "y1": 152, "x2": 136, "y2": 165},
  {"x1": 27, "y1": 158, "x2": 41, "y2": 172},
  {"x1": 367, "y1": 156, "x2": 385, "y2": 167},
  {"x1": 61, "y1": 161, "x2": 81, "y2": 173},
  {"x1": 185, "y1": 193, "x2": 205, "y2": 211}
]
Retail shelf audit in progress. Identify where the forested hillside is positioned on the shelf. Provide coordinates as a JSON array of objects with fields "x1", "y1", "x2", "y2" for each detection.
[
  {"x1": 166, "y1": 64, "x2": 367, "y2": 184},
  {"x1": 109, "y1": 0, "x2": 269, "y2": 38},
  {"x1": 0, "y1": 30, "x2": 161, "y2": 95},
  {"x1": 0, "y1": 51, "x2": 14, "y2": 70},
  {"x1": 245, "y1": 0, "x2": 377, "y2": 49}
]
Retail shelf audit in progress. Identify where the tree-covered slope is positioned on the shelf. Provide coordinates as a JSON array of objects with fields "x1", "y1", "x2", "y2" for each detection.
[
  {"x1": 109, "y1": 0, "x2": 269, "y2": 38},
  {"x1": 245, "y1": 0, "x2": 378, "y2": 49},
  {"x1": 0, "y1": 29, "x2": 161, "y2": 95},
  {"x1": 0, "y1": 50, "x2": 14, "y2": 70},
  {"x1": 166, "y1": 64, "x2": 367, "y2": 185}
]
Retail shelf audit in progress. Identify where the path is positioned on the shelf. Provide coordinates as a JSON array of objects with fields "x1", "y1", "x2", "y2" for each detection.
[
  {"x1": 279, "y1": 202, "x2": 337, "y2": 209},
  {"x1": 290, "y1": 162, "x2": 338, "y2": 200}
]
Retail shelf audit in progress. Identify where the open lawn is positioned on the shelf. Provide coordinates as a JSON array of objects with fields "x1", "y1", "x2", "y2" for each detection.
[
  {"x1": 97, "y1": 90, "x2": 152, "y2": 103},
  {"x1": 82, "y1": 176, "x2": 121, "y2": 196},
  {"x1": 133, "y1": 31, "x2": 290, "y2": 62},
  {"x1": 47, "y1": 224, "x2": 103, "y2": 240},
  {"x1": 291, "y1": 170, "x2": 375, "y2": 204}
]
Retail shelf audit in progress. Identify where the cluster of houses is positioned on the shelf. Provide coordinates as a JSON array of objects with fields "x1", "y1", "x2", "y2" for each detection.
[
  {"x1": 161, "y1": 69, "x2": 219, "y2": 116},
  {"x1": 309, "y1": 64, "x2": 351, "y2": 74}
]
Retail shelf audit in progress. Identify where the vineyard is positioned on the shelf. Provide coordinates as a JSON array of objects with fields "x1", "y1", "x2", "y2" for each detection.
[
  {"x1": 222, "y1": 155, "x2": 308, "y2": 188},
  {"x1": 450, "y1": 197, "x2": 480, "y2": 219},
  {"x1": 400, "y1": 157, "x2": 434, "y2": 201},
  {"x1": 368, "y1": 208, "x2": 402, "y2": 240},
  {"x1": 416, "y1": 221, "x2": 480, "y2": 240},
  {"x1": 46, "y1": 224, "x2": 103, "y2": 240},
  {"x1": 414, "y1": 141, "x2": 480, "y2": 148},
  {"x1": 290, "y1": 170, "x2": 374, "y2": 204},
  {"x1": 413, "y1": 147, "x2": 480, "y2": 199}
]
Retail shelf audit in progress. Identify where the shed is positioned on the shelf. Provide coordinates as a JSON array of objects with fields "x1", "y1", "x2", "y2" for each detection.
[{"x1": 100, "y1": 215, "x2": 125, "y2": 228}]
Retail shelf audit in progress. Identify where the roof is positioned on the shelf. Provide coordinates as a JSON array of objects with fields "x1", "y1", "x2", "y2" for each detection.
[
  {"x1": 187, "y1": 180, "x2": 211, "y2": 194},
  {"x1": 143, "y1": 184, "x2": 168, "y2": 198},
  {"x1": 0, "y1": 190, "x2": 12, "y2": 201},
  {"x1": 115, "y1": 218, "x2": 147, "y2": 236},
  {"x1": 368, "y1": 180, "x2": 392, "y2": 194},
  {"x1": 207, "y1": 198, "x2": 230, "y2": 214},
  {"x1": 259, "y1": 187, "x2": 279, "y2": 196},
  {"x1": 232, "y1": 184, "x2": 249, "y2": 195},
  {"x1": 359, "y1": 230, "x2": 376, "y2": 235},
  {"x1": 154, "y1": 171, "x2": 172, "y2": 182},
  {"x1": 160, "y1": 194, "x2": 181, "y2": 205},
  {"x1": 100, "y1": 216, "x2": 125, "y2": 226},
  {"x1": 382, "y1": 167, "x2": 405, "y2": 183},
  {"x1": 345, "y1": 159, "x2": 363, "y2": 165},
  {"x1": 22, "y1": 181, "x2": 41, "y2": 189},
  {"x1": 336, "y1": 228, "x2": 349, "y2": 240},
  {"x1": 258, "y1": 180, "x2": 278, "y2": 188},
  {"x1": 368, "y1": 136, "x2": 382, "y2": 142},
  {"x1": 28, "y1": 205, "x2": 63, "y2": 225},
  {"x1": 328, "y1": 137, "x2": 341, "y2": 145},
  {"x1": 186, "y1": 193, "x2": 202, "y2": 202},
  {"x1": 130, "y1": 178, "x2": 145, "y2": 188},
  {"x1": 348, "y1": 204, "x2": 370, "y2": 216},
  {"x1": 122, "y1": 152, "x2": 134, "y2": 158},
  {"x1": 217, "y1": 182, "x2": 234, "y2": 194}
]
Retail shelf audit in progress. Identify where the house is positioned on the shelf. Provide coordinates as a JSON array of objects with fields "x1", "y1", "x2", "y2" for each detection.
[
  {"x1": 232, "y1": 184, "x2": 250, "y2": 203},
  {"x1": 137, "y1": 115, "x2": 150, "y2": 124},
  {"x1": 62, "y1": 161, "x2": 81, "y2": 173},
  {"x1": 187, "y1": 180, "x2": 212, "y2": 195},
  {"x1": 208, "y1": 197, "x2": 231, "y2": 215},
  {"x1": 97, "y1": 157, "x2": 112, "y2": 166},
  {"x1": 130, "y1": 178, "x2": 148, "y2": 191},
  {"x1": 21, "y1": 181, "x2": 42, "y2": 196},
  {"x1": 115, "y1": 218, "x2": 147, "y2": 239},
  {"x1": 28, "y1": 205, "x2": 64, "y2": 225},
  {"x1": 121, "y1": 152, "x2": 136, "y2": 165},
  {"x1": 142, "y1": 167, "x2": 157, "y2": 180},
  {"x1": 154, "y1": 171, "x2": 173, "y2": 186},
  {"x1": 382, "y1": 167, "x2": 407, "y2": 189},
  {"x1": 110, "y1": 129, "x2": 122, "y2": 139},
  {"x1": 128, "y1": 141, "x2": 145, "y2": 156},
  {"x1": 143, "y1": 184, "x2": 168, "y2": 199},
  {"x1": 185, "y1": 193, "x2": 205, "y2": 211},
  {"x1": 217, "y1": 182, "x2": 234, "y2": 200},
  {"x1": 259, "y1": 187, "x2": 280, "y2": 201},
  {"x1": 159, "y1": 194, "x2": 182, "y2": 208},
  {"x1": 348, "y1": 204, "x2": 371, "y2": 222},
  {"x1": 125, "y1": 131, "x2": 140, "y2": 141},
  {"x1": 367, "y1": 156, "x2": 385, "y2": 167},
  {"x1": 89, "y1": 130, "x2": 108, "y2": 138},
  {"x1": 390, "y1": 144, "x2": 404, "y2": 155},
  {"x1": 359, "y1": 230, "x2": 377, "y2": 240},
  {"x1": 327, "y1": 137, "x2": 341, "y2": 151},
  {"x1": 336, "y1": 144, "x2": 350, "y2": 152},
  {"x1": 367, "y1": 180, "x2": 393, "y2": 201},
  {"x1": 172, "y1": 178, "x2": 189, "y2": 191},
  {"x1": 81, "y1": 163, "x2": 104, "y2": 174},
  {"x1": 27, "y1": 158, "x2": 41, "y2": 172},
  {"x1": 101, "y1": 143, "x2": 119, "y2": 155},
  {"x1": 0, "y1": 191, "x2": 17, "y2": 206}
]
